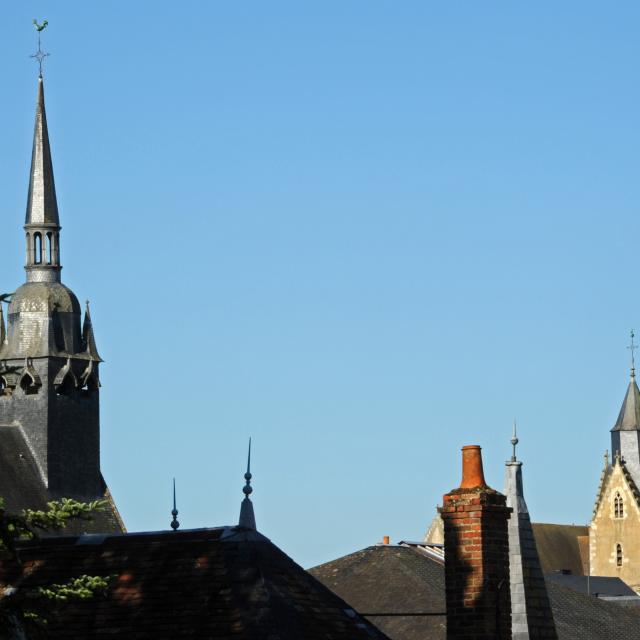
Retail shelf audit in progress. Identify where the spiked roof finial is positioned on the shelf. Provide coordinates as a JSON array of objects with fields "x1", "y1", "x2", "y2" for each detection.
[
  {"x1": 511, "y1": 420, "x2": 519, "y2": 462},
  {"x1": 82, "y1": 301, "x2": 103, "y2": 361},
  {"x1": 238, "y1": 438, "x2": 256, "y2": 530},
  {"x1": 170, "y1": 478, "x2": 180, "y2": 531}
]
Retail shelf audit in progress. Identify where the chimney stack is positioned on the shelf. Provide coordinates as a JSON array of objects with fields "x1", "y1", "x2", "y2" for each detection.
[{"x1": 439, "y1": 445, "x2": 512, "y2": 640}]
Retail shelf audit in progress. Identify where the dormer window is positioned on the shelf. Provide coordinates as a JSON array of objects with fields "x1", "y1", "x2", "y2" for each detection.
[
  {"x1": 617, "y1": 544, "x2": 623, "y2": 567},
  {"x1": 614, "y1": 492, "x2": 624, "y2": 518}
]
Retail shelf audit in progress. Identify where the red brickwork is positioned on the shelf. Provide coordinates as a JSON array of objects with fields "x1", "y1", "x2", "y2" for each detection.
[{"x1": 440, "y1": 446, "x2": 512, "y2": 640}]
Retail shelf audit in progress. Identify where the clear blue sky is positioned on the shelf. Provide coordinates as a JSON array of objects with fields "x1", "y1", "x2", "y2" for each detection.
[{"x1": 0, "y1": 2, "x2": 639, "y2": 568}]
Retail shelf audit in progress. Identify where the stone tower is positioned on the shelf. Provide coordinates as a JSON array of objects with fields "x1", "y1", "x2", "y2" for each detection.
[
  {"x1": 590, "y1": 340, "x2": 640, "y2": 591},
  {"x1": 0, "y1": 76, "x2": 123, "y2": 532}
]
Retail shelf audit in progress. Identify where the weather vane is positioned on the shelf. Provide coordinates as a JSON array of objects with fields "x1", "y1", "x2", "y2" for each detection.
[
  {"x1": 628, "y1": 329, "x2": 637, "y2": 377},
  {"x1": 31, "y1": 19, "x2": 49, "y2": 77}
]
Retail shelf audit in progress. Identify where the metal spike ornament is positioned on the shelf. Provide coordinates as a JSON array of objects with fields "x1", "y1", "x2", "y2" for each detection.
[
  {"x1": 170, "y1": 478, "x2": 180, "y2": 531},
  {"x1": 244, "y1": 437, "x2": 253, "y2": 499},
  {"x1": 511, "y1": 420, "x2": 519, "y2": 462},
  {"x1": 31, "y1": 19, "x2": 50, "y2": 77},
  {"x1": 628, "y1": 330, "x2": 637, "y2": 379},
  {"x1": 238, "y1": 437, "x2": 256, "y2": 530}
]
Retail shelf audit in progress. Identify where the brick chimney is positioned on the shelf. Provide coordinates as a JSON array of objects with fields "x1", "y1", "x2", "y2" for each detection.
[{"x1": 439, "y1": 445, "x2": 512, "y2": 640}]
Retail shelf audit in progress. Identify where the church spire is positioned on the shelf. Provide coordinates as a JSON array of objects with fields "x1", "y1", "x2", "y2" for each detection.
[
  {"x1": 238, "y1": 438, "x2": 256, "y2": 530},
  {"x1": 24, "y1": 76, "x2": 61, "y2": 283},
  {"x1": 611, "y1": 331, "x2": 640, "y2": 497},
  {"x1": 612, "y1": 332, "x2": 640, "y2": 433}
]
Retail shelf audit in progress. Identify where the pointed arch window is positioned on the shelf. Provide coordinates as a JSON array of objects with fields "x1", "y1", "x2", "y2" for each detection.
[
  {"x1": 617, "y1": 543, "x2": 623, "y2": 567},
  {"x1": 615, "y1": 492, "x2": 624, "y2": 518}
]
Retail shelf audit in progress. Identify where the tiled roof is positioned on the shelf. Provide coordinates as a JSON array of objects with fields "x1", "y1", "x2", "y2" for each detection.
[
  {"x1": 0, "y1": 424, "x2": 123, "y2": 535},
  {"x1": 0, "y1": 527, "x2": 389, "y2": 640},
  {"x1": 424, "y1": 513, "x2": 588, "y2": 575},
  {"x1": 310, "y1": 544, "x2": 640, "y2": 640},
  {"x1": 531, "y1": 523, "x2": 589, "y2": 576}
]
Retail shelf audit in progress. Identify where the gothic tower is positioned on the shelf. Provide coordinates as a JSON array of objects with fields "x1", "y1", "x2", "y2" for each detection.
[
  {"x1": 0, "y1": 76, "x2": 123, "y2": 532},
  {"x1": 590, "y1": 336, "x2": 640, "y2": 591}
]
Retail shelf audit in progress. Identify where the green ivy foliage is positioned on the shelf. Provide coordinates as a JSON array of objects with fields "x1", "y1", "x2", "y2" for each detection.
[{"x1": 0, "y1": 497, "x2": 114, "y2": 637}]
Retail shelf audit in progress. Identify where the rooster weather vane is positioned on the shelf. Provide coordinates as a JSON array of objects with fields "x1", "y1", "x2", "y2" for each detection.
[{"x1": 31, "y1": 19, "x2": 50, "y2": 77}]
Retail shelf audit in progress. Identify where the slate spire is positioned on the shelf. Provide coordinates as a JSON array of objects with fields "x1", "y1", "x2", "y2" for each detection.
[
  {"x1": 24, "y1": 76, "x2": 62, "y2": 283},
  {"x1": 238, "y1": 438, "x2": 256, "y2": 530},
  {"x1": 26, "y1": 77, "x2": 59, "y2": 227},
  {"x1": 504, "y1": 428, "x2": 557, "y2": 640},
  {"x1": 611, "y1": 332, "x2": 640, "y2": 488},
  {"x1": 612, "y1": 330, "x2": 640, "y2": 433}
]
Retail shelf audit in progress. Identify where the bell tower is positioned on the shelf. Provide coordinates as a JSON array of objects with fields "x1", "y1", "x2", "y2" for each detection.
[{"x1": 0, "y1": 74, "x2": 122, "y2": 532}]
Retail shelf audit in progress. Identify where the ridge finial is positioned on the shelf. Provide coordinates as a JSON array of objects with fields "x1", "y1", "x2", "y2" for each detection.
[
  {"x1": 238, "y1": 437, "x2": 256, "y2": 530},
  {"x1": 244, "y1": 437, "x2": 252, "y2": 498},
  {"x1": 170, "y1": 477, "x2": 180, "y2": 531},
  {"x1": 628, "y1": 330, "x2": 637, "y2": 380},
  {"x1": 510, "y1": 420, "x2": 519, "y2": 462}
]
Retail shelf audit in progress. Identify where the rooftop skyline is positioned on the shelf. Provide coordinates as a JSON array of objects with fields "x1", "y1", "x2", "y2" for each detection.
[{"x1": 0, "y1": 3, "x2": 639, "y2": 568}]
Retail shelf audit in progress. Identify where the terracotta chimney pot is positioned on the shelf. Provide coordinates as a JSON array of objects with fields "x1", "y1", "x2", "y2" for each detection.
[
  {"x1": 459, "y1": 444, "x2": 487, "y2": 489},
  {"x1": 382, "y1": 535, "x2": 390, "y2": 545}
]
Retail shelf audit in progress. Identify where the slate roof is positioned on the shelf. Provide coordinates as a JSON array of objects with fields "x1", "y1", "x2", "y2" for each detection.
[
  {"x1": 0, "y1": 424, "x2": 124, "y2": 535},
  {"x1": 611, "y1": 377, "x2": 640, "y2": 431},
  {"x1": 310, "y1": 544, "x2": 640, "y2": 640},
  {"x1": 0, "y1": 527, "x2": 389, "y2": 640},
  {"x1": 545, "y1": 573, "x2": 637, "y2": 597}
]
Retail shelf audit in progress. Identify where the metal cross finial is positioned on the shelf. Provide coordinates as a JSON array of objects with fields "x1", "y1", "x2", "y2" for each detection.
[
  {"x1": 510, "y1": 420, "x2": 519, "y2": 462},
  {"x1": 30, "y1": 20, "x2": 50, "y2": 77},
  {"x1": 243, "y1": 437, "x2": 253, "y2": 498},
  {"x1": 170, "y1": 477, "x2": 180, "y2": 531},
  {"x1": 628, "y1": 330, "x2": 637, "y2": 379}
]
